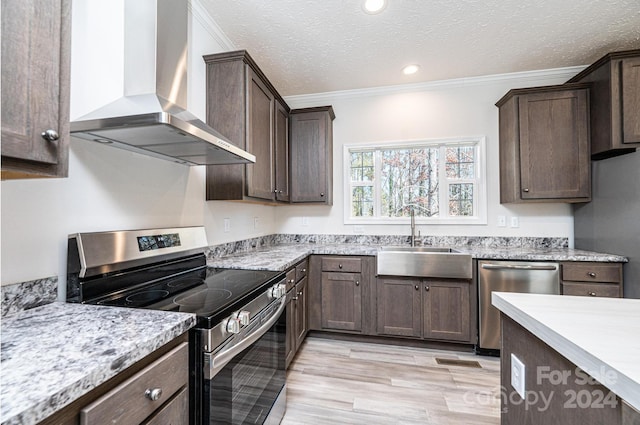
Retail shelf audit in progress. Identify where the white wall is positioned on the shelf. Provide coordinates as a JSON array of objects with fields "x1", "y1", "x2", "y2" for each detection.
[
  {"x1": 278, "y1": 71, "x2": 582, "y2": 241},
  {"x1": 0, "y1": 0, "x2": 277, "y2": 287}
]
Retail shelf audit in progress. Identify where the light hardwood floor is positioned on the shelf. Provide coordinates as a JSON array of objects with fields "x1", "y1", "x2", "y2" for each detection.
[{"x1": 281, "y1": 337, "x2": 501, "y2": 425}]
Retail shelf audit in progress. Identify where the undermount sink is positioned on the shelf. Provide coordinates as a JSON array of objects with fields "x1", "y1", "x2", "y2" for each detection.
[{"x1": 377, "y1": 246, "x2": 472, "y2": 279}]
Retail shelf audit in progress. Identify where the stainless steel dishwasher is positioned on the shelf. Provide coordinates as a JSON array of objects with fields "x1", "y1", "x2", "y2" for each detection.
[{"x1": 478, "y1": 260, "x2": 560, "y2": 352}]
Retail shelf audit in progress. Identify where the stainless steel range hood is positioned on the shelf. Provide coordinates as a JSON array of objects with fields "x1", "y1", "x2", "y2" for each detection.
[{"x1": 70, "y1": 0, "x2": 255, "y2": 166}]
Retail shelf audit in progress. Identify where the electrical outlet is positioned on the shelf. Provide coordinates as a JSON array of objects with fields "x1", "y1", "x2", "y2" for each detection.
[
  {"x1": 302, "y1": 217, "x2": 309, "y2": 226},
  {"x1": 511, "y1": 354, "x2": 526, "y2": 399},
  {"x1": 510, "y1": 216, "x2": 519, "y2": 228},
  {"x1": 497, "y1": 215, "x2": 506, "y2": 227},
  {"x1": 223, "y1": 218, "x2": 230, "y2": 233},
  {"x1": 253, "y1": 217, "x2": 259, "y2": 229}
]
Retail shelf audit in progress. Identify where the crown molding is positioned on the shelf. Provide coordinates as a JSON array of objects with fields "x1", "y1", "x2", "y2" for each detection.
[
  {"x1": 190, "y1": 0, "x2": 235, "y2": 51},
  {"x1": 284, "y1": 65, "x2": 587, "y2": 107}
]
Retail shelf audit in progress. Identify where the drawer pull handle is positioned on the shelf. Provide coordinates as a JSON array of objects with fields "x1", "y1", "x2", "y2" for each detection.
[
  {"x1": 41, "y1": 129, "x2": 60, "y2": 142},
  {"x1": 355, "y1": 281, "x2": 360, "y2": 286},
  {"x1": 588, "y1": 291, "x2": 597, "y2": 296},
  {"x1": 302, "y1": 268, "x2": 306, "y2": 273},
  {"x1": 339, "y1": 264, "x2": 343, "y2": 269},
  {"x1": 425, "y1": 285, "x2": 430, "y2": 291},
  {"x1": 145, "y1": 388, "x2": 163, "y2": 401},
  {"x1": 587, "y1": 272, "x2": 597, "y2": 278},
  {"x1": 415, "y1": 285, "x2": 419, "y2": 290}
]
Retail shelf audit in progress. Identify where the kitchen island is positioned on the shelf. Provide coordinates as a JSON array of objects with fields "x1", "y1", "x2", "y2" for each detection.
[
  {"x1": 0, "y1": 302, "x2": 196, "y2": 425},
  {"x1": 493, "y1": 292, "x2": 640, "y2": 424}
]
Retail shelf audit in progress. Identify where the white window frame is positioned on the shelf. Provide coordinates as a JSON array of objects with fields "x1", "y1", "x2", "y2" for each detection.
[{"x1": 343, "y1": 136, "x2": 487, "y2": 225}]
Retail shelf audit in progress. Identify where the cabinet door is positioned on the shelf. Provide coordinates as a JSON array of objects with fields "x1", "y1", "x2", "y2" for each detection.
[
  {"x1": 274, "y1": 100, "x2": 290, "y2": 202},
  {"x1": 245, "y1": 66, "x2": 274, "y2": 200},
  {"x1": 294, "y1": 277, "x2": 308, "y2": 350},
  {"x1": 1, "y1": 0, "x2": 70, "y2": 178},
  {"x1": 290, "y1": 110, "x2": 332, "y2": 203},
  {"x1": 423, "y1": 280, "x2": 471, "y2": 342},
  {"x1": 376, "y1": 277, "x2": 422, "y2": 337},
  {"x1": 518, "y1": 89, "x2": 590, "y2": 200},
  {"x1": 621, "y1": 57, "x2": 640, "y2": 145},
  {"x1": 285, "y1": 294, "x2": 295, "y2": 369},
  {"x1": 321, "y1": 272, "x2": 362, "y2": 331}
]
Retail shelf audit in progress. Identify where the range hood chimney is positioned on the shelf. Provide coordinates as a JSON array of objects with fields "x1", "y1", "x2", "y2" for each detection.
[{"x1": 70, "y1": 0, "x2": 255, "y2": 166}]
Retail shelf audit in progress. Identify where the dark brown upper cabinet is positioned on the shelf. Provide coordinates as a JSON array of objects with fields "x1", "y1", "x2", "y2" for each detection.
[
  {"x1": 290, "y1": 106, "x2": 335, "y2": 204},
  {"x1": 496, "y1": 84, "x2": 591, "y2": 203},
  {"x1": 203, "y1": 50, "x2": 290, "y2": 203},
  {"x1": 567, "y1": 49, "x2": 640, "y2": 160},
  {"x1": 1, "y1": 0, "x2": 71, "y2": 179}
]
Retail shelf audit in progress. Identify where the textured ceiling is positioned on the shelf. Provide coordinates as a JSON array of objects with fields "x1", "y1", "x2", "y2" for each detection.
[{"x1": 201, "y1": 0, "x2": 640, "y2": 96}]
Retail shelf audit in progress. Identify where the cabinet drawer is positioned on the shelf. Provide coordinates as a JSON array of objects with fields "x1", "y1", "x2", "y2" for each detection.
[
  {"x1": 562, "y1": 282, "x2": 621, "y2": 298},
  {"x1": 562, "y1": 262, "x2": 622, "y2": 283},
  {"x1": 285, "y1": 268, "x2": 297, "y2": 291},
  {"x1": 80, "y1": 342, "x2": 188, "y2": 425},
  {"x1": 295, "y1": 259, "x2": 308, "y2": 281},
  {"x1": 322, "y1": 257, "x2": 362, "y2": 273}
]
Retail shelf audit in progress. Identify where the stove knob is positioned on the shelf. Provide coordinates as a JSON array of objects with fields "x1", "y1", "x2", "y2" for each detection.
[
  {"x1": 225, "y1": 317, "x2": 241, "y2": 334},
  {"x1": 237, "y1": 310, "x2": 251, "y2": 326},
  {"x1": 271, "y1": 283, "x2": 286, "y2": 298}
]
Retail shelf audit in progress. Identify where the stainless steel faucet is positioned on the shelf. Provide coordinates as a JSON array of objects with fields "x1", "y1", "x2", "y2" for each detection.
[{"x1": 410, "y1": 208, "x2": 416, "y2": 247}]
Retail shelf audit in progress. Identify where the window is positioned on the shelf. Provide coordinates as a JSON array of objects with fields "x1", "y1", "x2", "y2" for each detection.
[{"x1": 344, "y1": 137, "x2": 486, "y2": 224}]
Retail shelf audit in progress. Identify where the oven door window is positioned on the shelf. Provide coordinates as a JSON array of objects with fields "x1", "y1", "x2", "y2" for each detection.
[{"x1": 204, "y1": 314, "x2": 286, "y2": 425}]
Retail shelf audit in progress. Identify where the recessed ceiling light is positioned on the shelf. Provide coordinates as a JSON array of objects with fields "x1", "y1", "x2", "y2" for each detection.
[
  {"x1": 363, "y1": 0, "x2": 387, "y2": 14},
  {"x1": 402, "y1": 64, "x2": 420, "y2": 75}
]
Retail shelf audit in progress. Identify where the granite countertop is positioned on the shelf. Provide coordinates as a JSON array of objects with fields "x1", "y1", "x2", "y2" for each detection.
[
  {"x1": 492, "y1": 292, "x2": 640, "y2": 411},
  {"x1": 207, "y1": 243, "x2": 628, "y2": 271},
  {"x1": 0, "y1": 302, "x2": 196, "y2": 425}
]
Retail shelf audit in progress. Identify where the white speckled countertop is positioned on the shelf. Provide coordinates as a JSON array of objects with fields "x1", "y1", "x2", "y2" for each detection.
[
  {"x1": 206, "y1": 243, "x2": 627, "y2": 271},
  {"x1": 492, "y1": 292, "x2": 640, "y2": 411},
  {"x1": 0, "y1": 302, "x2": 196, "y2": 425}
]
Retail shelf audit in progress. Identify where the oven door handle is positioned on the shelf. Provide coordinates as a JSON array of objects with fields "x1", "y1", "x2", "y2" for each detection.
[{"x1": 204, "y1": 296, "x2": 286, "y2": 379}]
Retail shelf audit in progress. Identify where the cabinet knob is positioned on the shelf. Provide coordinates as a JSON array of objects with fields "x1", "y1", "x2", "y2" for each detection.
[
  {"x1": 339, "y1": 264, "x2": 343, "y2": 269},
  {"x1": 587, "y1": 272, "x2": 597, "y2": 278},
  {"x1": 355, "y1": 281, "x2": 360, "y2": 286},
  {"x1": 41, "y1": 129, "x2": 59, "y2": 142},
  {"x1": 292, "y1": 296, "x2": 299, "y2": 301},
  {"x1": 425, "y1": 285, "x2": 430, "y2": 291},
  {"x1": 302, "y1": 268, "x2": 306, "y2": 273},
  {"x1": 522, "y1": 188, "x2": 529, "y2": 193},
  {"x1": 289, "y1": 279, "x2": 295, "y2": 284},
  {"x1": 415, "y1": 285, "x2": 419, "y2": 290},
  {"x1": 588, "y1": 291, "x2": 597, "y2": 296},
  {"x1": 145, "y1": 388, "x2": 163, "y2": 401},
  {"x1": 273, "y1": 189, "x2": 279, "y2": 193},
  {"x1": 320, "y1": 192, "x2": 325, "y2": 197}
]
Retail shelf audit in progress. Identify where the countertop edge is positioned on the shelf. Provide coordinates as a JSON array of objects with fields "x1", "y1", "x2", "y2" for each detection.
[
  {"x1": 492, "y1": 293, "x2": 640, "y2": 412},
  {"x1": 0, "y1": 304, "x2": 197, "y2": 425}
]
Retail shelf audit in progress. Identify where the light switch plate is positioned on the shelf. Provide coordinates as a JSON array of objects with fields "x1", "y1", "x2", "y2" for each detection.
[
  {"x1": 510, "y1": 216, "x2": 519, "y2": 228},
  {"x1": 497, "y1": 215, "x2": 506, "y2": 227},
  {"x1": 253, "y1": 217, "x2": 259, "y2": 229},
  {"x1": 223, "y1": 218, "x2": 230, "y2": 233},
  {"x1": 302, "y1": 217, "x2": 309, "y2": 226},
  {"x1": 511, "y1": 353, "x2": 526, "y2": 399}
]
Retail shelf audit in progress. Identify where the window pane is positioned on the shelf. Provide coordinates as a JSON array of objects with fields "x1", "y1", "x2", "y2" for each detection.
[
  {"x1": 350, "y1": 151, "x2": 374, "y2": 182},
  {"x1": 352, "y1": 186, "x2": 374, "y2": 217},
  {"x1": 380, "y1": 148, "x2": 439, "y2": 217},
  {"x1": 448, "y1": 183, "x2": 474, "y2": 216},
  {"x1": 446, "y1": 146, "x2": 475, "y2": 179}
]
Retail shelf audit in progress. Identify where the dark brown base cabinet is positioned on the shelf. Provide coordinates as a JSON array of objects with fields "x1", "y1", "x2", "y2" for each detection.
[
  {"x1": 37, "y1": 334, "x2": 189, "y2": 425},
  {"x1": 568, "y1": 49, "x2": 640, "y2": 160},
  {"x1": 496, "y1": 84, "x2": 591, "y2": 203},
  {"x1": 308, "y1": 256, "x2": 377, "y2": 336},
  {"x1": 561, "y1": 262, "x2": 623, "y2": 298},
  {"x1": 1, "y1": 0, "x2": 71, "y2": 179},
  {"x1": 500, "y1": 316, "x2": 640, "y2": 425},
  {"x1": 376, "y1": 277, "x2": 472, "y2": 343},
  {"x1": 286, "y1": 259, "x2": 309, "y2": 368}
]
